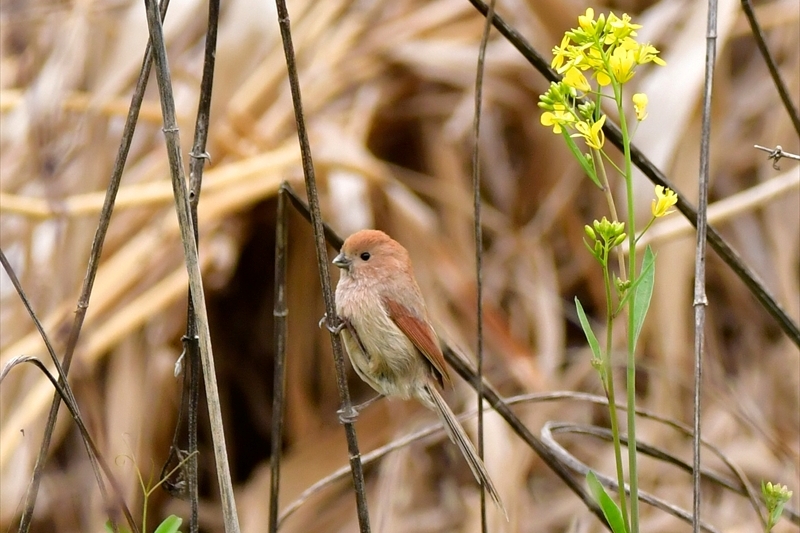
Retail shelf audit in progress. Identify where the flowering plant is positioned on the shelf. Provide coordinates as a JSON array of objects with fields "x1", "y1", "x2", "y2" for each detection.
[{"x1": 540, "y1": 10, "x2": 674, "y2": 533}]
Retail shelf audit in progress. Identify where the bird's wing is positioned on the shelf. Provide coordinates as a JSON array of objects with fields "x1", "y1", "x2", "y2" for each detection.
[{"x1": 383, "y1": 297, "x2": 452, "y2": 387}]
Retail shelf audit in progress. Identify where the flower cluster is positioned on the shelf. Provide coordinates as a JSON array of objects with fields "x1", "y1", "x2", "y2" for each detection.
[
  {"x1": 763, "y1": 481, "x2": 793, "y2": 530},
  {"x1": 584, "y1": 216, "x2": 627, "y2": 262},
  {"x1": 553, "y1": 9, "x2": 665, "y2": 86},
  {"x1": 538, "y1": 9, "x2": 665, "y2": 150}
]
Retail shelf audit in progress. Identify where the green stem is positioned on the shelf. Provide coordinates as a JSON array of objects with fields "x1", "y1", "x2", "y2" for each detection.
[
  {"x1": 636, "y1": 216, "x2": 656, "y2": 244},
  {"x1": 601, "y1": 251, "x2": 631, "y2": 533},
  {"x1": 599, "y1": 149, "x2": 625, "y2": 178},
  {"x1": 142, "y1": 493, "x2": 149, "y2": 533},
  {"x1": 594, "y1": 149, "x2": 626, "y2": 279},
  {"x1": 614, "y1": 80, "x2": 640, "y2": 533}
]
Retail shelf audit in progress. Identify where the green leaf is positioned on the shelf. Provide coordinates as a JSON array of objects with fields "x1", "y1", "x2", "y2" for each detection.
[
  {"x1": 631, "y1": 245, "x2": 656, "y2": 348},
  {"x1": 104, "y1": 521, "x2": 133, "y2": 533},
  {"x1": 154, "y1": 515, "x2": 183, "y2": 533},
  {"x1": 770, "y1": 502, "x2": 786, "y2": 527},
  {"x1": 575, "y1": 297, "x2": 602, "y2": 362},
  {"x1": 586, "y1": 471, "x2": 627, "y2": 533},
  {"x1": 562, "y1": 130, "x2": 603, "y2": 188}
]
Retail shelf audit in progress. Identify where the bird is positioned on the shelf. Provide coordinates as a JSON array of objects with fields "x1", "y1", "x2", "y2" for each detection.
[{"x1": 331, "y1": 229, "x2": 506, "y2": 514}]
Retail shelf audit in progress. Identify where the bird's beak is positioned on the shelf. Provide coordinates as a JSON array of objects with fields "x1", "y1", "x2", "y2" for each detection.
[{"x1": 332, "y1": 252, "x2": 351, "y2": 269}]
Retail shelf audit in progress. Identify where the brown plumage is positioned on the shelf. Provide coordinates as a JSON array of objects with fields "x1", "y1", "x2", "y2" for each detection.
[{"x1": 333, "y1": 229, "x2": 506, "y2": 516}]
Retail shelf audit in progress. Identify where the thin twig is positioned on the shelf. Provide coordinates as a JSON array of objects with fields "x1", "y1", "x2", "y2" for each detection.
[
  {"x1": 268, "y1": 184, "x2": 289, "y2": 532},
  {"x1": 282, "y1": 185, "x2": 344, "y2": 248},
  {"x1": 142, "y1": 0, "x2": 240, "y2": 530},
  {"x1": 271, "y1": 2, "x2": 371, "y2": 530},
  {"x1": 465, "y1": 0, "x2": 800, "y2": 348},
  {"x1": 693, "y1": 0, "x2": 718, "y2": 530},
  {"x1": 740, "y1": 0, "x2": 800, "y2": 136},
  {"x1": 16, "y1": 1, "x2": 171, "y2": 530},
  {"x1": 754, "y1": 144, "x2": 800, "y2": 171},
  {"x1": 472, "y1": 0, "x2": 495, "y2": 527}
]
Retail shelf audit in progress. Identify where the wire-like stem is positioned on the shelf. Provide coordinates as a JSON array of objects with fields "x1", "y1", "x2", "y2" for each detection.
[
  {"x1": 271, "y1": 2, "x2": 371, "y2": 530},
  {"x1": 693, "y1": 0, "x2": 718, "y2": 530},
  {"x1": 740, "y1": 0, "x2": 800, "y2": 136},
  {"x1": 472, "y1": 0, "x2": 496, "y2": 527},
  {"x1": 279, "y1": 389, "x2": 785, "y2": 529},
  {"x1": 268, "y1": 185, "x2": 289, "y2": 532}
]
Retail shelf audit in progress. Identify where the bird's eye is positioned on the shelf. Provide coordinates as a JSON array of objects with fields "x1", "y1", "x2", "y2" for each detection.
[{"x1": 360, "y1": 252, "x2": 371, "y2": 261}]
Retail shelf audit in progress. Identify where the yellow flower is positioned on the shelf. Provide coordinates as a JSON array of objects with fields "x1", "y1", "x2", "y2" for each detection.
[
  {"x1": 551, "y1": 35, "x2": 572, "y2": 70},
  {"x1": 633, "y1": 93, "x2": 648, "y2": 121},
  {"x1": 541, "y1": 107, "x2": 574, "y2": 134},
  {"x1": 651, "y1": 185, "x2": 678, "y2": 217},
  {"x1": 606, "y1": 12, "x2": 641, "y2": 43},
  {"x1": 609, "y1": 46, "x2": 636, "y2": 84},
  {"x1": 635, "y1": 43, "x2": 666, "y2": 66},
  {"x1": 563, "y1": 67, "x2": 591, "y2": 92},
  {"x1": 578, "y1": 8, "x2": 595, "y2": 31},
  {"x1": 574, "y1": 114, "x2": 606, "y2": 149},
  {"x1": 595, "y1": 70, "x2": 611, "y2": 86}
]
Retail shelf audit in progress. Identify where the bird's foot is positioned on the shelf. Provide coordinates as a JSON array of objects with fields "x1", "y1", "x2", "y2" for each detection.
[
  {"x1": 318, "y1": 313, "x2": 346, "y2": 334},
  {"x1": 337, "y1": 405, "x2": 360, "y2": 424},
  {"x1": 337, "y1": 395, "x2": 383, "y2": 424}
]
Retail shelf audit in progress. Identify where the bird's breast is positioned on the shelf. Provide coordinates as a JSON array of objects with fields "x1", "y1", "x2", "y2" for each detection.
[{"x1": 335, "y1": 280, "x2": 425, "y2": 399}]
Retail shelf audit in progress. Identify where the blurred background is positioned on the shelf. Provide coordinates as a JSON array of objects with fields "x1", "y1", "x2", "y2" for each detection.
[{"x1": 1, "y1": 0, "x2": 798, "y2": 531}]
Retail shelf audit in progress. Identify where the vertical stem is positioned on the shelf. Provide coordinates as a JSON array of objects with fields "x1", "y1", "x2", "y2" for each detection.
[
  {"x1": 615, "y1": 83, "x2": 639, "y2": 533},
  {"x1": 183, "y1": 0, "x2": 219, "y2": 527},
  {"x1": 142, "y1": 0, "x2": 240, "y2": 530},
  {"x1": 473, "y1": 0, "x2": 496, "y2": 527},
  {"x1": 269, "y1": 186, "x2": 289, "y2": 532},
  {"x1": 594, "y1": 149, "x2": 626, "y2": 279},
  {"x1": 601, "y1": 251, "x2": 630, "y2": 533},
  {"x1": 694, "y1": 0, "x2": 718, "y2": 530},
  {"x1": 271, "y1": 2, "x2": 371, "y2": 529}
]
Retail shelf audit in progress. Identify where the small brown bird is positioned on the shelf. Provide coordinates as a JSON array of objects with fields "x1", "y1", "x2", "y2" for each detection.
[{"x1": 332, "y1": 229, "x2": 505, "y2": 514}]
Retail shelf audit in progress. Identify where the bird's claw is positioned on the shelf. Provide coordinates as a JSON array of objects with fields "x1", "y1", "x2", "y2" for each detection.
[
  {"x1": 319, "y1": 313, "x2": 346, "y2": 335},
  {"x1": 336, "y1": 395, "x2": 382, "y2": 424},
  {"x1": 337, "y1": 405, "x2": 359, "y2": 424}
]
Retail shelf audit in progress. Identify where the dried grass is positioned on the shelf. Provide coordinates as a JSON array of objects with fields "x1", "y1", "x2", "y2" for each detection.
[{"x1": 1, "y1": 0, "x2": 798, "y2": 531}]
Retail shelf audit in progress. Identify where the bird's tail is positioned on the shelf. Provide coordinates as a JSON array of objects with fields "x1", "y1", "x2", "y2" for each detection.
[{"x1": 423, "y1": 383, "x2": 508, "y2": 519}]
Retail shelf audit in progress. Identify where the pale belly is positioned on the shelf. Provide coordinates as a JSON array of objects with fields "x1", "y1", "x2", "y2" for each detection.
[{"x1": 336, "y1": 287, "x2": 426, "y2": 400}]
